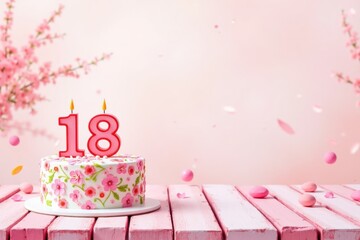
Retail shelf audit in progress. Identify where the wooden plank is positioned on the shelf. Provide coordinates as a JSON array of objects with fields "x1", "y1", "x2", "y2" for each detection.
[
  {"x1": 321, "y1": 185, "x2": 358, "y2": 202},
  {"x1": 93, "y1": 217, "x2": 128, "y2": 240},
  {"x1": 10, "y1": 212, "x2": 55, "y2": 240},
  {"x1": 203, "y1": 185, "x2": 277, "y2": 240},
  {"x1": 0, "y1": 185, "x2": 19, "y2": 203},
  {"x1": 267, "y1": 185, "x2": 360, "y2": 240},
  {"x1": 237, "y1": 186, "x2": 317, "y2": 240},
  {"x1": 129, "y1": 185, "x2": 172, "y2": 240},
  {"x1": 0, "y1": 188, "x2": 38, "y2": 240},
  {"x1": 169, "y1": 185, "x2": 222, "y2": 240},
  {"x1": 345, "y1": 184, "x2": 360, "y2": 190},
  {"x1": 48, "y1": 217, "x2": 95, "y2": 240},
  {"x1": 292, "y1": 185, "x2": 360, "y2": 225}
]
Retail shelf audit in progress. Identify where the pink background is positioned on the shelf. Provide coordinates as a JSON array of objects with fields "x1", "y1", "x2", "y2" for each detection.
[{"x1": 1, "y1": 0, "x2": 360, "y2": 185}]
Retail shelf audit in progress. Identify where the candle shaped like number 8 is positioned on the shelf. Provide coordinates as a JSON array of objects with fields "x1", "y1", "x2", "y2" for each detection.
[
  {"x1": 87, "y1": 100, "x2": 121, "y2": 157},
  {"x1": 59, "y1": 100, "x2": 85, "y2": 157}
]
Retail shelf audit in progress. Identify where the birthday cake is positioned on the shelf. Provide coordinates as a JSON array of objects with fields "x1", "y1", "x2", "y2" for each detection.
[{"x1": 40, "y1": 155, "x2": 146, "y2": 209}]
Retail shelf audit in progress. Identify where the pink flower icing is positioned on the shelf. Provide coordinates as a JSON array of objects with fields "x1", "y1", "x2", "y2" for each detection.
[
  {"x1": 128, "y1": 166, "x2": 135, "y2": 175},
  {"x1": 101, "y1": 174, "x2": 119, "y2": 191},
  {"x1": 70, "y1": 190, "x2": 80, "y2": 202},
  {"x1": 85, "y1": 187, "x2": 96, "y2": 197},
  {"x1": 81, "y1": 200, "x2": 96, "y2": 210},
  {"x1": 84, "y1": 165, "x2": 96, "y2": 175},
  {"x1": 137, "y1": 160, "x2": 144, "y2": 171},
  {"x1": 70, "y1": 170, "x2": 84, "y2": 185},
  {"x1": 116, "y1": 163, "x2": 127, "y2": 174},
  {"x1": 51, "y1": 179, "x2": 66, "y2": 196},
  {"x1": 132, "y1": 185, "x2": 139, "y2": 196},
  {"x1": 121, "y1": 193, "x2": 134, "y2": 207},
  {"x1": 58, "y1": 198, "x2": 68, "y2": 208}
]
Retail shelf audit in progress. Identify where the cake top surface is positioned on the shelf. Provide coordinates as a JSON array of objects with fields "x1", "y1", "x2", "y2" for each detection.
[{"x1": 41, "y1": 154, "x2": 144, "y2": 165}]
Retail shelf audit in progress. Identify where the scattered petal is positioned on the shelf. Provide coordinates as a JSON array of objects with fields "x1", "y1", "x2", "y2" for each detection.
[
  {"x1": 223, "y1": 106, "x2": 236, "y2": 114},
  {"x1": 277, "y1": 119, "x2": 295, "y2": 135},
  {"x1": 176, "y1": 192, "x2": 189, "y2": 199},
  {"x1": 11, "y1": 194, "x2": 23, "y2": 202},
  {"x1": 9, "y1": 135, "x2": 20, "y2": 146},
  {"x1": 312, "y1": 105, "x2": 323, "y2": 113},
  {"x1": 11, "y1": 165, "x2": 23, "y2": 175},
  {"x1": 351, "y1": 143, "x2": 360, "y2": 154},
  {"x1": 325, "y1": 191, "x2": 335, "y2": 198}
]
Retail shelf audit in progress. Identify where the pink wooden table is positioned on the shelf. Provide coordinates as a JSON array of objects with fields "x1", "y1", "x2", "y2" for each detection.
[{"x1": 0, "y1": 184, "x2": 359, "y2": 240}]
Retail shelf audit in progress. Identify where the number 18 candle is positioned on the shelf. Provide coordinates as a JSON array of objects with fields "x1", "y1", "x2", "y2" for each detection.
[
  {"x1": 58, "y1": 100, "x2": 85, "y2": 157},
  {"x1": 87, "y1": 100, "x2": 121, "y2": 157}
]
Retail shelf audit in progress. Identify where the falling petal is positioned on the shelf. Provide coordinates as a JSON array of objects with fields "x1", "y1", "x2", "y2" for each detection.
[
  {"x1": 351, "y1": 143, "x2": 360, "y2": 154},
  {"x1": 223, "y1": 106, "x2": 236, "y2": 114},
  {"x1": 11, "y1": 194, "x2": 23, "y2": 201},
  {"x1": 176, "y1": 192, "x2": 189, "y2": 199},
  {"x1": 312, "y1": 105, "x2": 323, "y2": 113},
  {"x1": 277, "y1": 119, "x2": 295, "y2": 135},
  {"x1": 11, "y1": 165, "x2": 23, "y2": 176}
]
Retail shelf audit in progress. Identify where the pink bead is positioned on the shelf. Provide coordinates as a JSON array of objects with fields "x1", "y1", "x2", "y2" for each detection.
[
  {"x1": 351, "y1": 190, "x2": 360, "y2": 201},
  {"x1": 181, "y1": 169, "x2": 194, "y2": 182},
  {"x1": 324, "y1": 151, "x2": 337, "y2": 164},
  {"x1": 301, "y1": 181, "x2": 317, "y2": 192},
  {"x1": 324, "y1": 191, "x2": 335, "y2": 198},
  {"x1": 9, "y1": 135, "x2": 20, "y2": 146},
  {"x1": 20, "y1": 182, "x2": 33, "y2": 194},
  {"x1": 249, "y1": 186, "x2": 269, "y2": 198},
  {"x1": 299, "y1": 194, "x2": 316, "y2": 207}
]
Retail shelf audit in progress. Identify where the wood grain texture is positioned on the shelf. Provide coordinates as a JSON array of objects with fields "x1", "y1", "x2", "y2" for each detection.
[
  {"x1": 10, "y1": 212, "x2": 55, "y2": 240},
  {"x1": 47, "y1": 217, "x2": 95, "y2": 240},
  {"x1": 292, "y1": 185, "x2": 360, "y2": 225},
  {"x1": 93, "y1": 217, "x2": 128, "y2": 240},
  {"x1": 237, "y1": 186, "x2": 317, "y2": 240},
  {"x1": 0, "y1": 185, "x2": 19, "y2": 203},
  {"x1": 203, "y1": 185, "x2": 277, "y2": 240},
  {"x1": 169, "y1": 185, "x2": 222, "y2": 240},
  {"x1": 129, "y1": 185, "x2": 172, "y2": 240},
  {"x1": 0, "y1": 189, "x2": 38, "y2": 240},
  {"x1": 267, "y1": 185, "x2": 360, "y2": 240}
]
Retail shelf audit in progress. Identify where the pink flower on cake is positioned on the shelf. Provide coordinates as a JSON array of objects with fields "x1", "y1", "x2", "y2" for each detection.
[
  {"x1": 42, "y1": 184, "x2": 48, "y2": 194},
  {"x1": 70, "y1": 190, "x2": 80, "y2": 202},
  {"x1": 84, "y1": 165, "x2": 96, "y2": 175},
  {"x1": 121, "y1": 193, "x2": 134, "y2": 207},
  {"x1": 101, "y1": 174, "x2": 119, "y2": 191},
  {"x1": 136, "y1": 160, "x2": 144, "y2": 171},
  {"x1": 70, "y1": 170, "x2": 84, "y2": 185},
  {"x1": 51, "y1": 179, "x2": 65, "y2": 196},
  {"x1": 140, "y1": 183, "x2": 144, "y2": 194},
  {"x1": 81, "y1": 200, "x2": 96, "y2": 210},
  {"x1": 116, "y1": 163, "x2": 127, "y2": 174},
  {"x1": 132, "y1": 185, "x2": 139, "y2": 196},
  {"x1": 58, "y1": 198, "x2": 68, "y2": 208},
  {"x1": 85, "y1": 187, "x2": 96, "y2": 197},
  {"x1": 44, "y1": 162, "x2": 50, "y2": 171},
  {"x1": 128, "y1": 166, "x2": 135, "y2": 175}
]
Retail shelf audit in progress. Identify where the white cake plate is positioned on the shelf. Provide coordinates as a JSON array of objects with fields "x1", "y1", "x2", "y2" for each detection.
[{"x1": 24, "y1": 197, "x2": 161, "y2": 217}]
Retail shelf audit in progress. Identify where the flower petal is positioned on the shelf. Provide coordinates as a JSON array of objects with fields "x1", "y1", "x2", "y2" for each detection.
[{"x1": 277, "y1": 119, "x2": 295, "y2": 135}]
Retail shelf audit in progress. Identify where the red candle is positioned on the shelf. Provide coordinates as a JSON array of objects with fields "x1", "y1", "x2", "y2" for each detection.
[
  {"x1": 87, "y1": 100, "x2": 121, "y2": 157},
  {"x1": 59, "y1": 100, "x2": 85, "y2": 157}
]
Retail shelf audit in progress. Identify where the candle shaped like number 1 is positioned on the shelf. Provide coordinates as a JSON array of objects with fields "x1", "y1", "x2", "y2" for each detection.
[
  {"x1": 87, "y1": 100, "x2": 121, "y2": 157},
  {"x1": 58, "y1": 100, "x2": 85, "y2": 157}
]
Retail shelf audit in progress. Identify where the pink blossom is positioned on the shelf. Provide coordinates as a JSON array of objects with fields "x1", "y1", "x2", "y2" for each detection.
[
  {"x1": 132, "y1": 185, "x2": 139, "y2": 196},
  {"x1": 121, "y1": 193, "x2": 134, "y2": 207},
  {"x1": 58, "y1": 198, "x2": 68, "y2": 208},
  {"x1": 70, "y1": 189, "x2": 81, "y2": 202},
  {"x1": 81, "y1": 200, "x2": 96, "y2": 210},
  {"x1": 354, "y1": 79, "x2": 360, "y2": 93},
  {"x1": 128, "y1": 166, "x2": 135, "y2": 175},
  {"x1": 116, "y1": 163, "x2": 127, "y2": 174},
  {"x1": 101, "y1": 174, "x2": 119, "y2": 191},
  {"x1": 51, "y1": 179, "x2": 65, "y2": 196},
  {"x1": 136, "y1": 160, "x2": 144, "y2": 171},
  {"x1": 84, "y1": 165, "x2": 96, "y2": 175},
  {"x1": 85, "y1": 187, "x2": 96, "y2": 197},
  {"x1": 69, "y1": 170, "x2": 84, "y2": 185}
]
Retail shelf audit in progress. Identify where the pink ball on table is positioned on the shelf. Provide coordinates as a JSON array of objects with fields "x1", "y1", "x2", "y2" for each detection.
[
  {"x1": 181, "y1": 169, "x2": 194, "y2": 182},
  {"x1": 9, "y1": 136, "x2": 20, "y2": 146},
  {"x1": 351, "y1": 190, "x2": 360, "y2": 201},
  {"x1": 301, "y1": 181, "x2": 317, "y2": 192},
  {"x1": 20, "y1": 182, "x2": 33, "y2": 194},
  {"x1": 299, "y1": 194, "x2": 316, "y2": 207},
  {"x1": 324, "y1": 151, "x2": 337, "y2": 164},
  {"x1": 249, "y1": 186, "x2": 269, "y2": 198}
]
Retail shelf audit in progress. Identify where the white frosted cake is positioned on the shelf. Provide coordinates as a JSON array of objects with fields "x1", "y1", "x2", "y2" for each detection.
[{"x1": 40, "y1": 155, "x2": 145, "y2": 209}]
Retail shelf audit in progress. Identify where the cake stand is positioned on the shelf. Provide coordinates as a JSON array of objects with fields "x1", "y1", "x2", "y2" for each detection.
[{"x1": 24, "y1": 197, "x2": 161, "y2": 217}]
